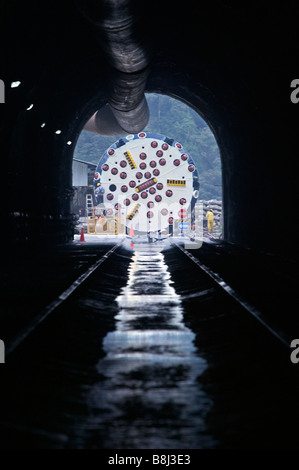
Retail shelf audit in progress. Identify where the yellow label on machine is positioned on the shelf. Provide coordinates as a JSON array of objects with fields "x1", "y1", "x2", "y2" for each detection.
[
  {"x1": 124, "y1": 151, "x2": 137, "y2": 169},
  {"x1": 127, "y1": 203, "x2": 141, "y2": 220},
  {"x1": 135, "y1": 177, "x2": 157, "y2": 193},
  {"x1": 167, "y1": 179, "x2": 186, "y2": 187}
]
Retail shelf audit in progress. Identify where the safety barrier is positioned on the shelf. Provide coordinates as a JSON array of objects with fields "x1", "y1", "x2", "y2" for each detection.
[
  {"x1": 87, "y1": 217, "x2": 97, "y2": 234},
  {"x1": 89, "y1": 216, "x2": 125, "y2": 235}
]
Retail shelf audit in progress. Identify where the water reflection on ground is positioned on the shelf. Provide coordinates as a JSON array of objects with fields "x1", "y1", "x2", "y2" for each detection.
[{"x1": 88, "y1": 243, "x2": 215, "y2": 449}]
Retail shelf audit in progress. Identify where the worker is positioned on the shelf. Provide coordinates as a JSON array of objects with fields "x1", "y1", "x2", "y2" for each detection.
[{"x1": 206, "y1": 208, "x2": 214, "y2": 232}]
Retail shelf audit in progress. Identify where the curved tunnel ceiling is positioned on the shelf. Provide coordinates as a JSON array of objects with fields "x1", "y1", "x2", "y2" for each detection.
[{"x1": 1, "y1": 1, "x2": 299, "y2": 257}]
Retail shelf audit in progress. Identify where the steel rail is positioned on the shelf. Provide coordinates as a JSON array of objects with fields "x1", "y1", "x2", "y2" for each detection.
[
  {"x1": 171, "y1": 240, "x2": 290, "y2": 348},
  {"x1": 6, "y1": 239, "x2": 124, "y2": 356}
]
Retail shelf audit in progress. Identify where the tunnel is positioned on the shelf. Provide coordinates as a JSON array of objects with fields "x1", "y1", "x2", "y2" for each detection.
[
  {"x1": 1, "y1": 0, "x2": 299, "y2": 450},
  {"x1": 0, "y1": 1, "x2": 298, "y2": 256}
]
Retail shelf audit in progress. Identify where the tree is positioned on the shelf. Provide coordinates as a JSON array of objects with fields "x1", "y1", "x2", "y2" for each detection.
[{"x1": 73, "y1": 93, "x2": 222, "y2": 199}]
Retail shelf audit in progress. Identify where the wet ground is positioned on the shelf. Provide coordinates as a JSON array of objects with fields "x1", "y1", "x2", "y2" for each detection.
[
  {"x1": 87, "y1": 243, "x2": 215, "y2": 449},
  {"x1": 0, "y1": 238, "x2": 299, "y2": 448}
]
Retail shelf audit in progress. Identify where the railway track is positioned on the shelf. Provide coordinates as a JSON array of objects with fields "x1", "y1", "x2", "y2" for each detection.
[
  {"x1": 170, "y1": 240, "x2": 290, "y2": 348},
  {"x1": 0, "y1": 237, "x2": 298, "y2": 449},
  {"x1": 6, "y1": 239, "x2": 125, "y2": 356}
]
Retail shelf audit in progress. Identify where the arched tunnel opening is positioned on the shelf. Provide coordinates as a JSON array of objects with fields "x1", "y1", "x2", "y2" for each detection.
[
  {"x1": 72, "y1": 93, "x2": 222, "y2": 238},
  {"x1": 0, "y1": 0, "x2": 298, "y2": 258},
  {"x1": 1, "y1": 0, "x2": 299, "y2": 451},
  {"x1": 4, "y1": 58, "x2": 296, "y2": 258}
]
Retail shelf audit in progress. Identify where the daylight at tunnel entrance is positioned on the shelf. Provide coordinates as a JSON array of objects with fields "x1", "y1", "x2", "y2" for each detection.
[{"x1": 73, "y1": 94, "x2": 222, "y2": 240}]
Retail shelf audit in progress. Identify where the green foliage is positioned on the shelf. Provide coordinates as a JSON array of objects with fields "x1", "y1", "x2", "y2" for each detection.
[{"x1": 73, "y1": 93, "x2": 222, "y2": 199}]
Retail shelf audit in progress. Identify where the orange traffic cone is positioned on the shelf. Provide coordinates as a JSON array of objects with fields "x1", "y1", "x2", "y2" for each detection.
[{"x1": 80, "y1": 228, "x2": 85, "y2": 242}]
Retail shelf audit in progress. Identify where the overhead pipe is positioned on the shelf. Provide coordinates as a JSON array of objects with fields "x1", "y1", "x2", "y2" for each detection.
[{"x1": 76, "y1": 0, "x2": 151, "y2": 135}]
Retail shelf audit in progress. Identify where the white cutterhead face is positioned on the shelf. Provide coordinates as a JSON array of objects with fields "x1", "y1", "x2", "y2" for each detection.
[{"x1": 94, "y1": 132, "x2": 198, "y2": 233}]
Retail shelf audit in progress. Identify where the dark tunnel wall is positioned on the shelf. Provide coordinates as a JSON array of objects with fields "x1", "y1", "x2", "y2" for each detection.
[{"x1": 1, "y1": 1, "x2": 299, "y2": 257}]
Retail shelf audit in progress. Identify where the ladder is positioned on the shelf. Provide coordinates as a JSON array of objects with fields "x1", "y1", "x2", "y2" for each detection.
[{"x1": 86, "y1": 194, "x2": 94, "y2": 217}]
